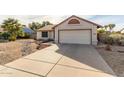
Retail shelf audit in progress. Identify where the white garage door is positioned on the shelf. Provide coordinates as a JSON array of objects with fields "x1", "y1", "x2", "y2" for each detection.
[{"x1": 59, "y1": 30, "x2": 91, "y2": 44}]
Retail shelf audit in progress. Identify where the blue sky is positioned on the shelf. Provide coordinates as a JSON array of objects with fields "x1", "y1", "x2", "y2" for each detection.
[
  {"x1": 0, "y1": 15, "x2": 124, "y2": 31},
  {"x1": 87, "y1": 15, "x2": 124, "y2": 31}
]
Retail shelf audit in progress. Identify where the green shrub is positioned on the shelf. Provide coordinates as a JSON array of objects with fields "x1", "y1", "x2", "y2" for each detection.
[
  {"x1": 105, "y1": 37, "x2": 113, "y2": 45},
  {"x1": 17, "y1": 30, "x2": 25, "y2": 38},
  {"x1": 109, "y1": 34, "x2": 124, "y2": 45},
  {"x1": 23, "y1": 32, "x2": 30, "y2": 38},
  {"x1": 2, "y1": 32, "x2": 10, "y2": 40},
  {"x1": 0, "y1": 32, "x2": 2, "y2": 37},
  {"x1": 98, "y1": 32, "x2": 110, "y2": 43},
  {"x1": 8, "y1": 35, "x2": 16, "y2": 41},
  {"x1": 17, "y1": 32, "x2": 31, "y2": 39},
  {"x1": 97, "y1": 29, "x2": 105, "y2": 33},
  {"x1": 98, "y1": 32, "x2": 124, "y2": 45}
]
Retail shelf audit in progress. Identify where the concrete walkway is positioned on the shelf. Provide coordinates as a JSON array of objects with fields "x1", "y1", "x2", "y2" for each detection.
[{"x1": 0, "y1": 44, "x2": 115, "y2": 77}]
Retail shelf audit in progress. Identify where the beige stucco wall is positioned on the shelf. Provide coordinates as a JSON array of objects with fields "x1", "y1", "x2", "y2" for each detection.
[
  {"x1": 92, "y1": 25, "x2": 97, "y2": 45},
  {"x1": 37, "y1": 32, "x2": 42, "y2": 40},
  {"x1": 55, "y1": 16, "x2": 98, "y2": 45},
  {"x1": 49, "y1": 31, "x2": 54, "y2": 39}
]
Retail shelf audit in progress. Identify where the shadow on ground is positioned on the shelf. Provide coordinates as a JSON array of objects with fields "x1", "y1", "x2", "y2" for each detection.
[{"x1": 55, "y1": 44, "x2": 115, "y2": 76}]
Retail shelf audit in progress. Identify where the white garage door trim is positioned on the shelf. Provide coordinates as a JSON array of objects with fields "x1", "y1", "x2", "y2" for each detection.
[{"x1": 58, "y1": 29, "x2": 92, "y2": 44}]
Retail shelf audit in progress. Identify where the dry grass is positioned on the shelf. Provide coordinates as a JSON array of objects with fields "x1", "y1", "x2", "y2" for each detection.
[
  {"x1": 96, "y1": 44, "x2": 124, "y2": 76},
  {"x1": 0, "y1": 39, "x2": 38, "y2": 64}
]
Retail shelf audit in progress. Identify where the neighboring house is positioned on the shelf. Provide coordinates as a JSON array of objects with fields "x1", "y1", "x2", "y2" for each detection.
[
  {"x1": 37, "y1": 15, "x2": 102, "y2": 45},
  {"x1": 23, "y1": 26, "x2": 37, "y2": 39},
  {"x1": 23, "y1": 27, "x2": 34, "y2": 34}
]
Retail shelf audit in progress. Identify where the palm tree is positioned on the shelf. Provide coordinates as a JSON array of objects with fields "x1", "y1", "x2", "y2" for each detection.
[
  {"x1": 1, "y1": 18, "x2": 23, "y2": 41},
  {"x1": 108, "y1": 24, "x2": 116, "y2": 32}
]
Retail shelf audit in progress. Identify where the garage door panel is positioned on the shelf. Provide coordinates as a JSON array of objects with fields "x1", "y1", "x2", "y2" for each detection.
[{"x1": 59, "y1": 30, "x2": 91, "y2": 44}]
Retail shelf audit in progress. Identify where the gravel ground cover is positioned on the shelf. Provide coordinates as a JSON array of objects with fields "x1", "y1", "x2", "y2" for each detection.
[{"x1": 96, "y1": 44, "x2": 124, "y2": 76}]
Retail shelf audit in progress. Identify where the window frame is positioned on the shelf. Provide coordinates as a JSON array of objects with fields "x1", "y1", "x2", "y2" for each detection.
[{"x1": 42, "y1": 32, "x2": 48, "y2": 38}]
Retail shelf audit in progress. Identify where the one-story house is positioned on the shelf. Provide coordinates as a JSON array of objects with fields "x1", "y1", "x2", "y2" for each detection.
[{"x1": 37, "y1": 15, "x2": 102, "y2": 45}]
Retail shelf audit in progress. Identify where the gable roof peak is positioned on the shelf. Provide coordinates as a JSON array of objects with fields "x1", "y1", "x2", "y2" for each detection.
[{"x1": 53, "y1": 15, "x2": 103, "y2": 28}]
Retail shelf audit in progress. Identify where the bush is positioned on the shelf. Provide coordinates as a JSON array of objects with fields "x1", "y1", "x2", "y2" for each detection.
[
  {"x1": 17, "y1": 32, "x2": 31, "y2": 39},
  {"x1": 98, "y1": 32, "x2": 124, "y2": 45},
  {"x1": 8, "y1": 35, "x2": 16, "y2": 41},
  {"x1": 105, "y1": 37, "x2": 113, "y2": 45},
  {"x1": 24, "y1": 32, "x2": 30, "y2": 38},
  {"x1": 17, "y1": 30, "x2": 25, "y2": 38},
  {"x1": 109, "y1": 34, "x2": 124, "y2": 45},
  {"x1": 97, "y1": 29, "x2": 105, "y2": 33},
  {"x1": 0, "y1": 32, "x2": 2, "y2": 38},
  {"x1": 98, "y1": 32, "x2": 110, "y2": 43},
  {"x1": 2, "y1": 32, "x2": 10, "y2": 40}
]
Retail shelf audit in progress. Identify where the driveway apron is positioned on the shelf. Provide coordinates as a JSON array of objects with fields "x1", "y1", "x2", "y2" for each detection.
[{"x1": 3, "y1": 44, "x2": 115, "y2": 77}]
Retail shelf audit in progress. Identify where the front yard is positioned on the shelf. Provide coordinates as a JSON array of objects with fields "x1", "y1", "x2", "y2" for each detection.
[
  {"x1": 1, "y1": 39, "x2": 124, "y2": 77},
  {"x1": 0, "y1": 39, "x2": 50, "y2": 65},
  {"x1": 0, "y1": 39, "x2": 38, "y2": 64},
  {"x1": 96, "y1": 44, "x2": 124, "y2": 76}
]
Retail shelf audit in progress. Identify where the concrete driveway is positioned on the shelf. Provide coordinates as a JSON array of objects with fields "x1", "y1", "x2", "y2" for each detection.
[{"x1": 0, "y1": 44, "x2": 115, "y2": 77}]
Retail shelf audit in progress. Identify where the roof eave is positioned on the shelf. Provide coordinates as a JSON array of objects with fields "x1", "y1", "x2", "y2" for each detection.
[
  {"x1": 38, "y1": 30, "x2": 54, "y2": 32},
  {"x1": 97, "y1": 25, "x2": 103, "y2": 28}
]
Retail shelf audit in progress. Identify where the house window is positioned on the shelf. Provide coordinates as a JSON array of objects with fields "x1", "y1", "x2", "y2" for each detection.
[
  {"x1": 68, "y1": 19, "x2": 80, "y2": 24},
  {"x1": 42, "y1": 32, "x2": 48, "y2": 37}
]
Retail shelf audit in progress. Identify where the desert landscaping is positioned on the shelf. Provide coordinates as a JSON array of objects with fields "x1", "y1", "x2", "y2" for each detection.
[
  {"x1": 0, "y1": 16, "x2": 124, "y2": 77},
  {"x1": 0, "y1": 39, "x2": 51, "y2": 65},
  {"x1": 0, "y1": 18, "x2": 52, "y2": 65},
  {"x1": 96, "y1": 24, "x2": 124, "y2": 76},
  {"x1": 96, "y1": 44, "x2": 124, "y2": 77},
  {"x1": 0, "y1": 39, "x2": 38, "y2": 64}
]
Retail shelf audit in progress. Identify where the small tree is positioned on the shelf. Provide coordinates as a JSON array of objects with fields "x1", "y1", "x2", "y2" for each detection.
[
  {"x1": 29, "y1": 22, "x2": 42, "y2": 31},
  {"x1": 1, "y1": 18, "x2": 23, "y2": 41},
  {"x1": 41, "y1": 21, "x2": 53, "y2": 27},
  {"x1": 29, "y1": 21, "x2": 53, "y2": 33}
]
